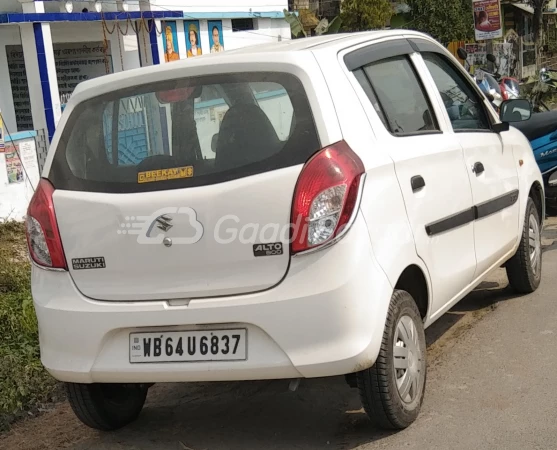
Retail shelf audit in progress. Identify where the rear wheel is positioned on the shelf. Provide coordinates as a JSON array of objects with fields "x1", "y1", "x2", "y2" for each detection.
[
  {"x1": 357, "y1": 290, "x2": 426, "y2": 430},
  {"x1": 65, "y1": 382, "x2": 148, "y2": 431},
  {"x1": 506, "y1": 197, "x2": 542, "y2": 294}
]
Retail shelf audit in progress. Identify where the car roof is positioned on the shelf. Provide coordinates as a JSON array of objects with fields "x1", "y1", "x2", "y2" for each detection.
[
  {"x1": 222, "y1": 30, "x2": 432, "y2": 54},
  {"x1": 69, "y1": 30, "x2": 437, "y2": 99}
]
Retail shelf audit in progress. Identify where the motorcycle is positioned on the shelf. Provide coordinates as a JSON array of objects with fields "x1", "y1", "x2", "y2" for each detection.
[
  {"x1": 500, "y1": 76, "x2": 521, "y2": 101},
  {"x1": 511, "y1": 67, "x2": 557, "y2": 211},
  {"x1": 480, "y1": 53, "x2": 521, "y2": 101},
  {"x1": 457, "y1": 47, "x2": 557, "y2": 212},
  {"x1": 511, "y1": 108, "x2": 557, "y2": 211},
  {"x1": 457, "y1": 48, "x2": 503, "y2": 111},
  {"x1": 530, "y1": 67, "x2": 557, "y2": 113}
]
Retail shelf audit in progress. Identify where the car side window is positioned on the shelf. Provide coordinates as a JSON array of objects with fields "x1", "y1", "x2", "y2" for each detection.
[
  {"x1": 352, "y1": 69, "x2": 389, "y2": 129},
  {"x1": 421, "y1": 52, "x2": 491, "y2": 132},
  {"x1": 354, "y1": 55, "x2": 439, "y2": 136}
]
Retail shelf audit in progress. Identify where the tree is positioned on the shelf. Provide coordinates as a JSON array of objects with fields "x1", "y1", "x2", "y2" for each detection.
[
  {"x1": 528, "y1": 0, "x2": 549, "y2": 42},
  {"x1": 404, "y1": 0, "x2": 474, "y2": 46},
  {"x1": 340, "y1": 0, "x2": 394, "y2": 32}
]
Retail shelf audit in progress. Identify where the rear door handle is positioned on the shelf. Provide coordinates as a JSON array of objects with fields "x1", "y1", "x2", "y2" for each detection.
[
  {"x1": 473, "y1": 162, "x2": 485, "y2": 175},
  {"x1": 550, "y1": 131, "x2": 557, "y2": 141},
  {"x1": 411, "y1": 175, "x2": 425, "y2": 192}
]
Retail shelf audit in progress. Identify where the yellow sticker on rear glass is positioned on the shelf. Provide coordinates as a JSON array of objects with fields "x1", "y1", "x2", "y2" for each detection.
[{"x1": 137, "y1": 166, "x2": 194, "y2": 183}]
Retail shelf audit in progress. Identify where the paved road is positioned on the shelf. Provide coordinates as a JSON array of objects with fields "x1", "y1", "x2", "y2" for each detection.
[{"x1": 3, "y1": 218, "x2": 557, "y2": 450}]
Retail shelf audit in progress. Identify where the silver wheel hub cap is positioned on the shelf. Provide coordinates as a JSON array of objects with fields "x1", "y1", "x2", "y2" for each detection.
[
  {"x1": 529, "y1": 214, "x2": 541, "y2": 275},
  {"x1": 393, "y1": 315, "x2": 423, "y2": 404}
]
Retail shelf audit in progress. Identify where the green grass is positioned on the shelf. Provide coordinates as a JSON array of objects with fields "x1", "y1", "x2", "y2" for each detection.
[{"x1": 0, "y1": 221, "x2": 58, "y2": 431}]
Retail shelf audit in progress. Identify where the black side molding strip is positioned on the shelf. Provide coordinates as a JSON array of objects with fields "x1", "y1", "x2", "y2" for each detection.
[
  {"x1": 424, "y1": 189, "x2": 520, "y2": 236},
  {"x1": 425, "y1": 208, "x2": 475, "y2": 236},
  {"x1": 475, "y1": 189, "x2": 519, "y2": 220}
]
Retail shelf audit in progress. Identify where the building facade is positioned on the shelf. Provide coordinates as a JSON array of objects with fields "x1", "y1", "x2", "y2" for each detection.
[
  {"x1": 0, "y1": 0, "x2": 289, "y2": 220},
  {"x1": 0, "y1": 0, "x2": 290, "y2": 140}
]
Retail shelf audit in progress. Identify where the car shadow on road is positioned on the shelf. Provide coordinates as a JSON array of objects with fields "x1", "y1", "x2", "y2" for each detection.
[
  {"x1": 425, "y1": 275, "x2": 515, "y2": 349},
  {"x1": 72, "y1": 377, "x2": 396, "y2": 450},
  {"x1": 71, "y1": 276, "x2": 520, "y2": 450}
]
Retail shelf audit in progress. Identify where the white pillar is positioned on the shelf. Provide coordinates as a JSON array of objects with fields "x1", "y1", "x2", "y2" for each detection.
[
  {"x1": 199, "y1": 20, "x2": 210, "y2": 55},
  {"x1": 19, "y1": 1, "x2": 61, "y2": 142},
  {"x1": 176, "y1": 20, "x2": 188, "y2": 60},
  {"x1": 137, "y1": 2, "x2": 161, "y2": 67},
  {"x1": 137, "y1": 20, "x2": 154, "y2": 66}
]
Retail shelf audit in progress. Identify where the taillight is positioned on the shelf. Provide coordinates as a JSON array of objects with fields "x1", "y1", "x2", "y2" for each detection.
[
  {"x1": 25, "y1": 179, "x2": 67, "y2": 269},
  {"x1": 291, "y1": 140, "x2": 365, "y2": 254},
  {"x1": 500, "y1": 83, "x2": 509, "y2": 100}
]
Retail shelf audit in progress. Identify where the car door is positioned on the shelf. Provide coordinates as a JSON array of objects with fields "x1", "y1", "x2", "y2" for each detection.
[
  {"x1": 345, "y1": 39, "x2": 477, "y2": 317},
  {"x1": 418, "y1": 48, "x2": 520, "y2": 279}
]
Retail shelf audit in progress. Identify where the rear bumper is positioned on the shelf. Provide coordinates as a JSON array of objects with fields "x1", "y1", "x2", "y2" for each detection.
[{"x1": 32, "y1": 214, "x2": 393, "y2": 383}]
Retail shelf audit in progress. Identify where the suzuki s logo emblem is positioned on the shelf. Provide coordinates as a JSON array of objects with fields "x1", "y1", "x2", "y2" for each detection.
[
  {"x1": 155, "y1": 215, "x2": 173, "y2": 232},
  {"x1": 118, "y1": 207, "x2": 204, "y2": 245},
  {"x1": 145, "y1": 214, "x2": 173, "y2": 237}
]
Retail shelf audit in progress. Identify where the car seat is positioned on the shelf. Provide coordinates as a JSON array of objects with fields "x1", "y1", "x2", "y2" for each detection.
[{"x1": 215, "y1": 103, "x2": 281, "y2": 171}]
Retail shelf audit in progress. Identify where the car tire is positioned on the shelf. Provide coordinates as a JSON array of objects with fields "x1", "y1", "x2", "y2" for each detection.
[
  {"x1": 65, "y1": 382, "x2": 148, "y2": 431},
  {"x1": 506, "y1": 197, "x2": 542, "y2": 294},
  {"x1": 356, "y1": 289, "x2": 426, "y2": 430}
]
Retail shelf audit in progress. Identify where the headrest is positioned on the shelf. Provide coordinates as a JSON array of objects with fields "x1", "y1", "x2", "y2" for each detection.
[{"x1": 215, "y1": 103, "x2": 280, "y2": 170}]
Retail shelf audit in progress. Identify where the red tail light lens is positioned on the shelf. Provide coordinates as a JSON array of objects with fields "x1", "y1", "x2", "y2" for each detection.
[
  {"x1": 25, "y1": 179, "x2": 67, "y2": 269},
  {"x1": 500, "y1": 83, "x2": 509, "y2": 101},
  {"x1": 291, "y1": 140, "x2": 365, "y2": 254}
]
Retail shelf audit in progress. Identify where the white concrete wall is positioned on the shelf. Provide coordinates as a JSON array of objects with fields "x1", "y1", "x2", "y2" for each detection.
[
  {"x1": 0, "y1": 22, "x2": 141, "y2": 133},
  {"x1": 150, "y1": 0, "x2": 287, "y2": 13},
  {"x1": 159, "y1": 18, "x2": 290, "y2": 58},
  {"x1": 1, "y1": 0, "x2": 287, "y2": 14},
  {"x1": 0, "y1": 25, "x2": 21, "y2": 135},
  {"x1": 221, "y1": 19, "x2": 290, "y2": 51},
  {"x1": 50, "y1": 22, "x2": 141, "y2": 73},
  {"x1": 0, "y1": 137, "x2": 41, "y2": 222},
  {"x1": 1, "y1": 0, "x2": 142, "y2": 13},
  {"x1": 0, "y1": 1, "x2": 287, "y2": 134}
]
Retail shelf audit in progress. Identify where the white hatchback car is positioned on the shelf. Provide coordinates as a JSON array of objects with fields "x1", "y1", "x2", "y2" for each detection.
[{"x1": 27, "y1": 30, "x2": 544, "y2": 431}]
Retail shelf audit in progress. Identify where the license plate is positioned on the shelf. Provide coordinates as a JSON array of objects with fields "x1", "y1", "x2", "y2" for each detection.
[{"x1": 129, "y1": 329, "x2": 247, "y2": 363}]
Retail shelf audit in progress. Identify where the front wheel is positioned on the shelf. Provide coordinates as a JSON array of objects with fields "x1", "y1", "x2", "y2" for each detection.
[
  {"x1": 506, "y1": 197, "x2": 542, "y2": 294},
  {"x1": 357, "y1": 290, "x2": 426, "y2": 430},
  {"x1": 65, "y1": 382, "x2": 148, "y2": 431}
]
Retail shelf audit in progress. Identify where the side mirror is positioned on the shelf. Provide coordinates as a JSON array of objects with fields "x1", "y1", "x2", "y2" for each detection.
[
  {"x1": 457, "y1": 48, "x2": 468, "y2": 60},
  {"x1": 487, "y1": 53, "x2": 497, "y2": 63},
  {"x1": 500, "y1": 98, "x2": 532, "y2": 123}
]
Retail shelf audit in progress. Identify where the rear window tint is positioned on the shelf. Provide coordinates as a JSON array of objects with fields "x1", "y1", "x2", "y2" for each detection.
[{"x1": 49, "y1": 72, "x2": 320, "y2": 193}]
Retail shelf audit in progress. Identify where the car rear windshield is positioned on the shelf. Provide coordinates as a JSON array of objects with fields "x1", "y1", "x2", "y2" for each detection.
[{"x1": 49, "y1": 72, "x2": 320, "y2": 193}]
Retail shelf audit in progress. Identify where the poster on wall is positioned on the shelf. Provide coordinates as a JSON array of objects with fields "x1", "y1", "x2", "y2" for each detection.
[
  {"x1": 19, "y1": 139, "x2": 39, "y2": 187},
  {"x1": 0, "y1": 111, "x2": 4, "y2": 152},
  {"x1": 473, "y1": 0, "x2": 503, "y2": 40},
  {"x1": 493, "y1": 42, "x2": 515, "y2": 77},
  {"x1": 5, "y1": 144, "x2": 23, "y2": 184},
  {"x1": 465, "y1": 43, "x2": 487, "y2": 74},
  {"x1": 7, "y1": 43, "x2": 113, "y2": 131},
  {"x1": 185, "y1": 21, "x2": 202, "y2": 57},
  {"x1": 208, "y1": 21, "x2": 225, "y2": 53},
  {"x1": 162, "y1": 22, "x2": 180, "y2": 62}
]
